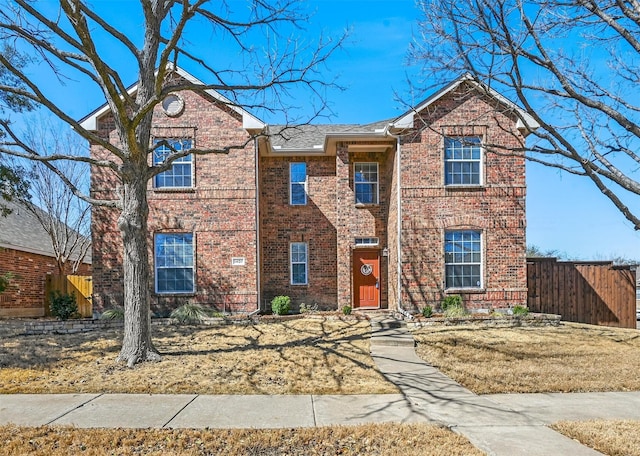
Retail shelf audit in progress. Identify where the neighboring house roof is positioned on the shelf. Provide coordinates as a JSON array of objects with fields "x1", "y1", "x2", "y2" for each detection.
[
  {"x1": 78, "y1": 65, "x2": 265, "y2": 133},
  {"x1": 0, "y1": 199, "x2": 91, "y2": 263}
]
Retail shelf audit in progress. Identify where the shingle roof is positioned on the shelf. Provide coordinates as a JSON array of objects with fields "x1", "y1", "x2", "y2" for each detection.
[
  {"x1": 0, "y1": 199, "x2": 91, "y2": 263},
  {"x1": 269, "y1": 120, "x2": 392, "y2": 150}
]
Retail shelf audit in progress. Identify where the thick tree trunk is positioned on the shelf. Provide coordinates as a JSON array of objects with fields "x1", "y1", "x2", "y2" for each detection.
[{"x1": 116, "y1": 169, "x2": 160, "y2": 367}]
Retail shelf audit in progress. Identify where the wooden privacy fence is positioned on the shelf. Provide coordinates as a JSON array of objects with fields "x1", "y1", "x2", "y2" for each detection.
[
  {"x1": 527, "y1": 258, "x2": 636, "y2": 329},
  {"x1": 45, "y1": 275, "x2": 93, "y2": 318}
]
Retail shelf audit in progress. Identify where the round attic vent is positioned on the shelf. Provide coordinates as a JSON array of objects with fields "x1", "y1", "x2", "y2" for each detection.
[{"x1": 162, "y1": 94, "x2": 185, "y2": 117}]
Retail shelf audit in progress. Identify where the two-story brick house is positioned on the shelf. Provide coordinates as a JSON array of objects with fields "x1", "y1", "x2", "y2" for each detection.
[{"x1": 83, "y1": 68, "x2": 536, "y2": 316}]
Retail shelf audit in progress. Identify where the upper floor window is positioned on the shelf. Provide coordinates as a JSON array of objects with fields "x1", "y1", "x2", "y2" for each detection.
[
  {"x1": 444, "y1": 230, "x2": 482, "y2": 289},
  {"x1": 155, "y1": 233, "x2": 195, "y2": 294},
  {"x1": 444, "y1": 137, "x2": 482, "y2": 186},
  {"x1": 354, "y1": 162, "x2": 378, "y2": 204},
  {"x1": 289, "y1": 162, "x2": 307, "y2": 205},
  {"x1": 153, "y1": 138, "x2": 193, "y2": 188},
  {"x1": 290, "y1": 242, "x2": 308, "y2": 285}
]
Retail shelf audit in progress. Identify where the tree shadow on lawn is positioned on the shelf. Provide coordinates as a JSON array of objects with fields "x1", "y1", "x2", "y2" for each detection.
[
  {"x1": 0, "y1": 320, "x2": 398, "y2": 394},
  {"x1": 0, "y1": 329, "x2": 122, "y2": 369},
  {"x1": 153, "y1": 320, "x2": 393, "y2": 393}
]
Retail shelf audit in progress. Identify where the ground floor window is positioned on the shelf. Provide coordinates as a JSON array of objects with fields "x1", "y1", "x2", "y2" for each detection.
[
  {"x1": 155, "y1": 233, "x2": 194, "y2": 293},
  {"x1": 290, "y1": 242, "x2": 308, "y2": 285},
  {"x1": 444, "y1": 230, "x2": 482, "y2": 288}
]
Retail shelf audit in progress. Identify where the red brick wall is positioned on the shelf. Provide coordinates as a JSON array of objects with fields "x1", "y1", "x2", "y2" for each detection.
[
  {"x1": 0, "y1": 248, "x2": 91, "y2": 317},
  {"x1": 399, "y1": 85, "x2": 528, "y2": 312},
  {"x1": 259, "y1": 156, "x2": 338, "y2": 310},
  {"x1": 91, "y1": 88, "x2": 259, "y2": 316},
  {"x1": 335, "y1": 146, "x2": 395, "y2": 309}
]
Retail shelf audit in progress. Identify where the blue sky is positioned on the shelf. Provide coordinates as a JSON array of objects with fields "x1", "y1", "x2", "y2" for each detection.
[{"x1": 20, "y1": 0, "x2": 640, "y2": 260}]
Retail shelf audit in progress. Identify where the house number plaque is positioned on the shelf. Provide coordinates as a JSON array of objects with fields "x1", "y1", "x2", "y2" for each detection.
[{"x1": 360, "y1": 264, "x2": 373, "y2": 276}]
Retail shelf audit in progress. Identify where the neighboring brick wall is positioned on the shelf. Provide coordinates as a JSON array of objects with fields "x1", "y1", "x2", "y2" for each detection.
[
  {"x1": 259, "y1": 156, "x2": 338, "y2": 310},
  {"x1": 0, "y1": 248, "x2": 91, "y2": 317},
  {"x1": 91, "y1": 87, "x2": 258, "y2": 316},
  {"x1": 399, "y1": 84, "x2": 528, "y2": 312}
]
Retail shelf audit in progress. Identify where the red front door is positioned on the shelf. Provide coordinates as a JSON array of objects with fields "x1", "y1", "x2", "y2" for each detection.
[{"x1": 353, "y1": 250, "x2": 380, "y2": 308}]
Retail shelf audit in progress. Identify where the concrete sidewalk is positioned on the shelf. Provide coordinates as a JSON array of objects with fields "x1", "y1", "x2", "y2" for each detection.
[
  {"x1": 368, "y1": 316, "x2": 629, "y2": 455},
  {"x1": 1, "y1": 316, "x2": 639, "y2": 456}
]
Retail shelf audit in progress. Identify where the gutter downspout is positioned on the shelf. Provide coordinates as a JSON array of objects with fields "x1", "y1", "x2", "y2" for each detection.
[
  {"x1": 254, "y1": 135, "x2": 262, "y2": 314},
  {"x1": 385, "y1": 126, "x2": 412, "y2": 320}
]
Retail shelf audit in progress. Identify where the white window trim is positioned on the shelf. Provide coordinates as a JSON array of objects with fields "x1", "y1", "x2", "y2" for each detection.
[
  {"x1": 154, "y1": 232, "x2": 196, "y2": 294},
  {"x1": 354, "y1": 162, "x2": 379, "y2": 204},
  {"x1": 289, "y1": 162, "x2": 307, "y2": 205},
  {"x1": 443, "y1": 136, "x2": 483, "y2": 187},
  {"x1": 444, "y1": 230, "x2": 484, "y2": 290},
  {"x1": 152, "y1": 138, "x2": 195, "y2": 189},
  {"x1": 290, "y1": 242, "x2": 308, "y2": 285},
  {"x1": 355, "y1": 237, "x2": 379, "y2": 247}
]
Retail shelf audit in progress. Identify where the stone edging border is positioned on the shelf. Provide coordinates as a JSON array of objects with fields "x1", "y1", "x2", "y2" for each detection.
[
  {"x1": 407, "y1": 313, "x2": 561, "y2": 329},
  {"x1": 0, "y1": 313, "x2": 370, "y2": 337}
]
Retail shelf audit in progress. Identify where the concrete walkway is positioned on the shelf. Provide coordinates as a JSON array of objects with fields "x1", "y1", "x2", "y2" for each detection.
[
  {"x1": 369, "y1": 316, "x2": 620, "y2": 455},
  {"x1": 1, "y1": 316, "x2": 640, "y2": 455}
]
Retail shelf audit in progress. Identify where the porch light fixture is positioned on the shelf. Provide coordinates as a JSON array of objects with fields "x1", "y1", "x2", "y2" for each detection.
[{"x1": 382, "y1": 247, "x2": 389, "y2": 257}]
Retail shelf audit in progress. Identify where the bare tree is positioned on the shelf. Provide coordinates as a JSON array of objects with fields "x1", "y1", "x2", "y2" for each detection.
[
  {"x1": 0, "y1": 0, "x2": 342, "y2": 366},
  {"x1": 21, "y1": 115, "x2": 91, "y2": 274},
  {"x1": 0, "y1": 44, "x2": 31, "y2": 215},
  {"x1": 412, "y1": 0, "x2": 640, "y2": 228}
]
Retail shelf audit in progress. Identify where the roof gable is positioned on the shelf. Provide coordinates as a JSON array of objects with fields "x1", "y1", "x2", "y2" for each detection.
[
  {"x1": 79, "y1": 66, "x2": 265, "y2": 133},
  {"x1": 392, "y1": 74, "x2": 539, "y2": 135}
]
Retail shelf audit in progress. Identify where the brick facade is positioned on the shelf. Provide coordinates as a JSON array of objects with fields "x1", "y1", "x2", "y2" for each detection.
[
  {"x1": 87, "y1": 71, "x2": 530, "y2": 315},
  {"x1": 398, "y1": 87, "x2": 527, "y2": 312},
  {"x1": 90, "y1": 87, "x2": 258, "y2": 316}
]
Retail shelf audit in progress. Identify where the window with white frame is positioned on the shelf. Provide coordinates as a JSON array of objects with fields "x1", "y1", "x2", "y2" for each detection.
[
  {"x1": 444, "y1": 230, "x2": 482, "y2": 288},
  {"x1": 155, "y1": 233, "x2": 194, "y2": 293},
  {"x1": 354, "y1": 162, "x2": 378, "y2": 204},
  {"x1": 289, "y1": 162, "x2": 307, "y2": 205},
  {"x1": 153, "y1": 138, "x2": 193, "y2": 188},
  {"x1": 290, "y1": 242, "x2": 308, "y2": 285},
  {"x1": 444, "y1": 136, "x2": 482, "y2": 186}
]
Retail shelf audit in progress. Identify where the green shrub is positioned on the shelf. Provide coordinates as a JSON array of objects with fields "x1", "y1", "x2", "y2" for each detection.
[
  {"x1": 271, "y1": 296, "x2": 291, "y2": 315},
  {"x1": 100, "y1": 307, "x2": 125, "y2": 320},
  {"x1": 170, "y1": 303, "x2": 210, "y2": 324},
  {"x1": 441, "y1": 294, "x2": 463, "y2": 311},
  {"x1": 0, "y1": 272, "x2": 13, "y2": 293},
  {"x1": 49, "y1": 291, "x2": 78, "y2": 320},
  {"x1": 511, "y1": 305, "x2": 529, "y2": 316},
  {"x1": 342, "y1": 305, "x2": 352, "y2": 315},
  {"x1": 421, "y1": 306, "x2": 433, "y2": 318}
]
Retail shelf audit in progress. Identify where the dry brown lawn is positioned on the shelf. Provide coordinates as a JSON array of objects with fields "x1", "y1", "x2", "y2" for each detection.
[
  {"x1": 552, "y1": 420, "x2": 640, "y2": 456},
  {"x1": 0, "y1": 319, "x2": 397, "y2": 394},
  {"x1": 0, "y1": 423, "x2": 483, "y2": 456},
  {"x1": 414, "y1": 323, "x2": 640, "y2": 394}
]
